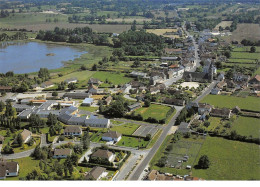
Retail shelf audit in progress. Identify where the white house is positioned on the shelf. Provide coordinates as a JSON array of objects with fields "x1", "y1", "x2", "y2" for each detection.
[
  {"x1": 82, "y1": 98, "x2": 94, "y2": 106},
  {"x1": 0, "y1": 160, "x2": 19, "y2": 179},
  {"x1": 63, "y1": 126, "x2": 82, "y2": 136},
  {"x1": 102, "y1": 131, "x2": 122, "y2": 142},
  {"x1": 65, "y1": 77, "x2": 78, "y2": 84},
  {"x1": 121, "y1": 84, "x2": 132, "y2": 94}
]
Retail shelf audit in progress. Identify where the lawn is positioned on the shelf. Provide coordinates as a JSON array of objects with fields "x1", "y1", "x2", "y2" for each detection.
[
  {"x1": 5, "y1": 157, "x2": 40, "y2": 180},
  {"x1": 192, "y1": 136, "x2": 260, "y2": 180},
  {"x1": 51, "y1": 70, "x2": 95, "y2": 84},
  {"x1": 200, "y1": 95, "x2": 260, "y2": 112},
  {"x1": 92, "y1": 71, "x2": 133, "y2": 85},
  {"x1": 135, "y1": 104, "x2": 172, "y2": 121},
  {"x1": 253, "y1": 67, "x2": 260, "y2": 76},
  {"x1": 207, "y1": 117, "x2": 222, "y2": 131},
  {"x1": 110, "y1": 123, "x2": 140, "y2": 135},
  {"x1": 78, "y1": 106, "x2": 98, "y2": 112},
  {"x1": 116, "y1": 136, "x2": 149, "y2": 148},
  {"x1": 231, "y1": 116, "x2": 260, "y2": 139},
  {"x1": 230, "y1": 51, "x2": 260, "y2": 60}
]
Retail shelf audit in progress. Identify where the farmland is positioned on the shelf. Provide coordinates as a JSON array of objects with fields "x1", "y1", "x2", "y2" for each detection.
[
  {"x1": 224, "y1": 24, "x2": 260, "y2": 42},
  {"x1": 135, "y1": 104, "x2": 172, "y2": 121},
  {"x1": 192, "y1": 136, "x2": 260, "y2": 180},
  {"x1": 91, "y1": 71, "x2": 133, "y2": 85},
  {"x1": 231, "y1": 116, "x2": 260, "y2": 139},
  {"x1": 200, "y1": 95, "x2": 260, "y2": 112}
]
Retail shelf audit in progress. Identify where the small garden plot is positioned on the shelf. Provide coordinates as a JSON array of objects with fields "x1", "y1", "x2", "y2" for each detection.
[
  {"x1": 116, "y1": 136, "x2": 149, "y2": 148},
  {"x1": 165, "y1": 140, "x2": 203, "y2": 169},
  {"x1": 135, "y1": 104, "x2": 172, "y2": 121},
  {"x1": 132, "y1": 125, "x2": 158, "y2": 138},
  {"x1": 180, "y1": 82, "x2": 200, "y2": 89},
  {"x1": 110, "y1": 123, "x2": 140, "y2": 135}
]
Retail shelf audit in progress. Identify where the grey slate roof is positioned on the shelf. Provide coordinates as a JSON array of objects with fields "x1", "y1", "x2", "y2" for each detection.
[{"x1": 85, "y1": 118, "x2": 109, "y2": 126}]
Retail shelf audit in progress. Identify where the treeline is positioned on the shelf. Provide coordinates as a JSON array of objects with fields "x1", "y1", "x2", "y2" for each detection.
[
  {"x1": 0, "y1": 32, "x2": 28, "y2": 41},
  {"x1": 195, "y1": 18, "x2": 222, "y2": 31},
  {"x1": 241, "y1": 39, "x2": 260, "y2": 46},
  {"x1": 113, "y1": 30, "x2": 164, "y2": 56},
  {"x1": 36, "y1": 26, "x2": 109, "y2": 45},
  {"x1": 226, "y1": 9, "x2": 260, "y2": 24}
]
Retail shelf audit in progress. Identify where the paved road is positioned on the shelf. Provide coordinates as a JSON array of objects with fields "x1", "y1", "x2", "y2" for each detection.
[
  {"x1": 124, "y1": 94, "x2": 137, "y2": 101},
  {"x1": 128, "y1": 106, "x2": 184, "y2": 180},
  {"x1": 2, "y1": 149, "x2": 35, "y2": 160}
]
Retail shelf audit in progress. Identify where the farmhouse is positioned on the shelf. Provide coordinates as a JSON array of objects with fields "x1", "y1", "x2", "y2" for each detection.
[
  {"x1": 0, "y1": 160, "x2": 19, "y2": 179},
  {"x1": 102, "y1": 131, "x2": 122, "y2": 142},
  {"x1": 91, "y1": 149, "x2": 114, "y2": 162},
  {"x1": 20, "y1": 129, "x2": 32, "y2": 143},
  {"x1": 177, "y1": 122, "x2": 190, "y2": 133},
  {"x1": 210, "y1": 88, "x2": 220, "y2": 95},
  {"x1": 41, "y1": 81, "x2": 54, "y2": 89},
  {"x1": 210, "y1": 108, "x2": 231, "y2": 119},
  {"x1": 88, "y1": 78, "x2": 101, "y2": 85},
  {"x1": 64, "y1": 126, "x2": 82, "y2": 136},
  {"x1": 85, "y1": 166, "x2": 106, "y2": 180},
  {"x1": 198, "y1": 103, "x2": 212, "y2": 115},
  {"x1": 249, "y1": 75, "x2": 260, "y2": 85},
  {"x1": 53, "y1": 149, "x2": 72, "y2": 159},
  {"x1": 164, "y1": 98, "x2": 185, "y2": 106}
]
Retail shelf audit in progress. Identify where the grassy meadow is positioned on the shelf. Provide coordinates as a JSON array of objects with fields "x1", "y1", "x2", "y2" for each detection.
[
  {"x1": 135, "y1": 104, "x2": 172, "y2": 121},
  {"x1": 200, "y1": 95, "x2": 260, "y2": 112},
  {"x1": 192, "y1": 136, "x2": 260, "y2": 180}
]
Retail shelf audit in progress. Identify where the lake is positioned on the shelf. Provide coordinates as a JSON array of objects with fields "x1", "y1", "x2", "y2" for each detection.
[{"x1": 0, "y1": 41, "x2": 87, "y2": 74}]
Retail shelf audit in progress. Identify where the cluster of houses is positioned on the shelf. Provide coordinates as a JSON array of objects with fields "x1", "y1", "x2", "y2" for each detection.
[
  {"x1": 210, "y1": 74, "x2": 260, "y2": 95},
  {"x1": 12, "y1": 94, "x2": 110, "y2": 128}
]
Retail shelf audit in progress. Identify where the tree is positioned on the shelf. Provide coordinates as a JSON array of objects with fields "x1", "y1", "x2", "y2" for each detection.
[
  {"x1": 3, "y1": 142, "x2": 14, "y2": 154},
  {"x1": 80, "y1": 65, "x2": 87, "y2": 70},
  {"x1": 250, "y1": 46, "x2": 256, "y2": 53},
  {"x1": 145, "y1": 134, "x2": 151, "y2": 141},
  {"x1": 198, "y1": 155, "x2": 210, "y2": 169},
  {"x1": 224, "y1": 50, "x2": 231, "y2": 58},
  {"x1": 46, "y1": 113, "x2": 57, "y2": 127},
  {"x1": 38, "y1": 68, "x2": 50, "y2": 81},
  {"x1": 52, "y1": 92, "x2": 58, "y2": 97},
  {"x1": 0, "y1": 101, "x2": 4, "y2": 112},
  {"x1": 144, "y1": 99, "x2": 151, "y2": 107},
  {"x1": 133, "y1": 60, "x2": 141, "y2": 67},
  {"x1": 204, "y1": 121, "x2": 210, "y2": 127},
  {"x1": 68, "y1": 83, "x2": 77, "y2": 90},
  {"x1": 91, "y1": 64, "x2": 98, "y2": 71},
  {"x1": 16, "y1": 133, "x2": 23, "y2": 147},
  {"x1": 81, "y1": 131, "x2": 90, "y2": 150}
]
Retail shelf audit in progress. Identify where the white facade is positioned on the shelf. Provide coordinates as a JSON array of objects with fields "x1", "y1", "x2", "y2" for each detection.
[{"x1": 102, "y1": 136, "x2": 121, "y2": 142}]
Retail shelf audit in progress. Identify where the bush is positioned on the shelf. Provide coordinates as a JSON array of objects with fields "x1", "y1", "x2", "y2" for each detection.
[
  {"x1": 197, "y1": 155, "x2": 210, "y2": 169},
  {"x1": 52, "y1": 92, "x2": 58, "y2": 97},
  {"x1": 145, "y1": 134, "x2": 151, "y2": 141}
]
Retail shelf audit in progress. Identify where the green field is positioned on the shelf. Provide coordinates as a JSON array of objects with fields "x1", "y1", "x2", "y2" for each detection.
[
  {"x1": 92, "y1": 71, "x2": 133, "y2": 85},
  {"x1": 231, "y1": 51, "x2": 260, "y2": 60},
  {"x1": 135, "y1": 104, "x2": 172, "y2": 121},
  {"x1": 253, "y1": 67, "x2": 260, "y2": 76},
  {"x1": 51, "y1": 70, "x2": 95, "y2": 84},
  {"x1": 110, "y1": 123, "x2": 140, "y2": 135},
  {"x1": 231, "y1": 116, "x2": 260, "y2": 139},
  {"x1": 201, "y1": 95, "x2": 260, "y2": 111},
  {"x1": 78, "y1": 106, "x2": 98, "y2": 112},
  {"x1": 116, "y1": 136, "x2": 149, "y2": 148},
  {"x1": 192, "y1": 136, "x2": 260, "y2": 180}
]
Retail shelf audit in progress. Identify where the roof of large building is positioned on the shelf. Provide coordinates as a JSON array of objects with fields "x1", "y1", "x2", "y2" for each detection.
[
  {"x1": 102, "y1": 131, "x2": 122, "y2": 139},
  {"x1": 85, "y1": 118, "x2": 109, "y2": 126},
  {"x1": 91, "y1": 149, "x2": 113, "y2": 160},
  {"x1": 85, "y1": 166, "x2": 106, "y2": 180},
  {"x1": 211, "y1": 108, "x2": 230, "y2": 116},
  {"x1": 83, "y1": 98, "x2": 94, "y2": 104}
]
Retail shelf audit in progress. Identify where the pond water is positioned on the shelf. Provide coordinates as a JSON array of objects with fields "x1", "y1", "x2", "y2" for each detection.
[{"x1": 0, "y1": 41, "x2": 87, "y2": 74}]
